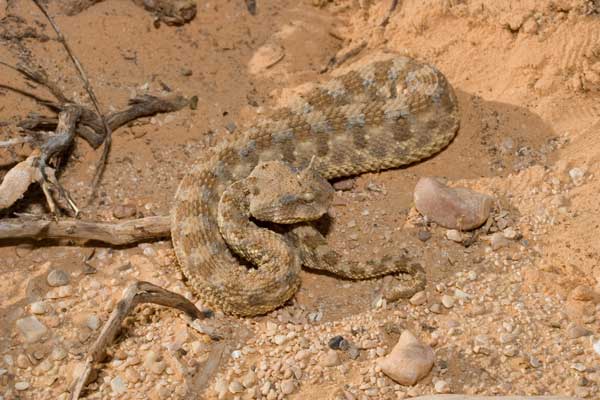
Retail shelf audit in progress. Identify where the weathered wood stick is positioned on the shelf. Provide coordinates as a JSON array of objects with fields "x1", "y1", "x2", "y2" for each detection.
[{"x1": 0, "y1": 216, "x2": 171, "y2": 244}]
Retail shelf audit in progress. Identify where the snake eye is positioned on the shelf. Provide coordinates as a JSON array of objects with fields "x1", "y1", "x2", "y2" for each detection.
[{"x1": 302, "y1": 192, "x2": 315, "y2": 202}]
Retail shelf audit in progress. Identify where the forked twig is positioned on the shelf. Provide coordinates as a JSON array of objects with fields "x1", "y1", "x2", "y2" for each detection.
[
  {"x1": 69, "y1": 281, "x2": 215, "y2": 400},
  {"x1": 31, "y1": 0, "x2": 113, "y2": 195}
]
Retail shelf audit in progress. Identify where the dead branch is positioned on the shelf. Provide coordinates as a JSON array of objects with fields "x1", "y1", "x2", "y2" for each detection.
[
  {"x1": 19, "y1": 94, "x2": 190, "y2": 149},
  {"x1": 69, "y1": 281, "x2": 214, "y2": 400},
  {"x1": 31, "y1": 0, "x2": 113, "y2": 193},
  {"x1": 0, "y1": 215, "x2": 171, "y2": 244}
]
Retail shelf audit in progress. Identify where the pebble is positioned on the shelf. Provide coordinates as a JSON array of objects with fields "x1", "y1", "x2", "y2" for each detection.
[
  {"x1": 490, "y1": 232, "x2": 510, "y2": 250},
  {"x1": 414, "y1": 177, "x2": 493, "y2": 230},
  {"x1": 441, "y1": 295, "x2": 455, "y2": 308},
  {"x1": 30, "y1": 301, "x2": 47, "y2": 315},
  {"x1": 113, "y1": 204, "x2": 137, "y2": 219},
  {"x1": 409, "y1": 291, "x2": 427, "y2": 306},
  {"x1": 51, "y1": 346, "x2": 67, "y2": 361},
  {"x1": 502, "y1": 227, "x2": 518, "y2": 239},
  {"x1": 569, "y1": 167, "x2": 585, "y2": 185},
  {"x1": 111, "y1": 376, "x2": 127, "y2": 394},
  {"x1": 125, "y1": 367, "x2": 141, "y2": 383},
  {"x1": 16, "y1": 316, "x2": 48, "y2": 343},
  {"x1": 446, "y1": 229, "x2": 463, "y2": 243},
  {"x1": 242, "y1": 370, "x2": 257, "y2": 388},
  {"x1": 333, "y1": 179, "x2": 355, "y2": 191},
  {"x1": 434, "y1": 380, "x2": 451, "y2": 393},
  {"x1": 87, "y1": 315, "x2": 100, "y2": 330},
  {"x1": 376, "y1": 330, "x2": 434, "y2": 386},
  {"x1": 417, "y1": 230, "x2": 432, "y2": 242},
  {"x1": 321, "y1": 349, "x2": 340, "y2": 367},
  {"x1": 228, "y1": 380, "x2": 244, "y2": 393},
  {"x1": 567, "y1": 325, "x2": 592, "y2": 339},
  {"x1": 15, "y1": 381, "x2": 29, "y2": 391},
  {"x1": 16, "y1": 354, "x2": 29, "y2": 369},
  {"x1": 47, "y1": 269, "x2": 70, "y2": 287},
  {"x1": 280, "y1": 379, "x2": 295, "y2": 395}
]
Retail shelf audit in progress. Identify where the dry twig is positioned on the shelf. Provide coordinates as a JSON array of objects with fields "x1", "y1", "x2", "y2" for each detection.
[
  {"x1": 0, "y1": 215, "x2": 171, "y2": 244},
  {"x1": 69, "y1": 281, "x2": 215, "y2": 400},
  {"x1": 31, "y1": 0, "x2": 113, "y2": 194}
]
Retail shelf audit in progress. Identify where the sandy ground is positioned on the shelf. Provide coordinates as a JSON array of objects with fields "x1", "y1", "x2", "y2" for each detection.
[{"x1": 0, "y1": 0, "x2": 599, "y2": 399}]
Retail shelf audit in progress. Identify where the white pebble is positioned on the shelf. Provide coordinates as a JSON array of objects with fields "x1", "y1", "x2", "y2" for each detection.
[{"x1": 441, "y1": 295, "x2": 455, "y2": 308}]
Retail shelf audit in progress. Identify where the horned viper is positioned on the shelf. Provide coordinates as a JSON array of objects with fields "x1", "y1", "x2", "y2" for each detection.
[{"x1": 171, "y1": 54, "x2": 459, "y2": 316}]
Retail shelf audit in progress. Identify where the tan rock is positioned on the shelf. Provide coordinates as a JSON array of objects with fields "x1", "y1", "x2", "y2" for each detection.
[
  {"x1": 414, "y1": 177, "x2": 492, "y2": 231},
  {"x1": 376, "y1": 330, "x2": 434, "y2": 386}
]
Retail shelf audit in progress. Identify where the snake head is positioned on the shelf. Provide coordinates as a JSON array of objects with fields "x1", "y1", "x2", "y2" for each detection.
[{"x1": 248, "y1": 159, "x2": 333, "y2": 224}]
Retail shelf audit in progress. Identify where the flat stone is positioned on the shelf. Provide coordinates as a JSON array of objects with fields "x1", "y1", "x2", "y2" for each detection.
[
  {"x1": 228, "y1": 380, "x2": 244, "y2": 393},
  {"x1": 47, "y1": 269, "x2": 70, "y2": 287},
  {"x1": 320, "y1": 349, "x2": 340, "y2": 367},
  {"x1": 441, "y1": 295, "x2": 455, "y2": 308},
  {"x1": 113, "y1": 204, "x2": 137, "y2": 219},
  {"x1": 446, "y1": 229, "x2": 463, "y2": 243},
  {"x1": 242, "y1": 370, "x2": 257, "y2": 388},
  {"x1": 30, "y1": 301, "x2": 47, "y2": 315},
  {"x1": 414, "y1": 177, "x2": 493, "y2": 230},
  {"x1": 567, "y1": 325, "x2": 592, "y2": 339},
  {"x1": 376, "y1": 330, "x2": 434, "y2": 386},
  {"x1": 410, "y1": 291, "x2": 427, "y2": 306},
  {"x1": 490, "y1": 232, "x2": 510, "y2": 250},
  {"x1": 86, "y1": 315, "x2": 100, "y2": 331},
  {"x1": 280, "y1": 379, "x2": 295, "y2": 395},
  {"x1": 111, "y1": 376, "x2": 127, "y2": 394},
  {"x1": 16, "y1": 316, "x2": 48, "y2": 343},
  {"x1": 15, "y1": 381, "x2": 29, "y2": 391}
]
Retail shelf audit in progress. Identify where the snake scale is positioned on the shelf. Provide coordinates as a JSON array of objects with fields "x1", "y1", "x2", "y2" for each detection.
[{"x1": 171, "y1": 54, "x2": 459, "y2": 316}]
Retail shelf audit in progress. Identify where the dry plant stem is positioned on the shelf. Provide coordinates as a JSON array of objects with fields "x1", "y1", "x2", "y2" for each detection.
[
  {"x1": 31, "y1": 0, "x2": 113, "y2": 193},
  {"x1": 69, "y1": 281, "x2": 212, "y2": 400},
  {"x1": 19, "y1": 95, "x2": 190, "y2": 149},
  {"x1": 380, "y1": 0, "x2": 399, "y2": 27},
  {"x1": 0, "y1": 216, "x2": 171, "y2": 244}
]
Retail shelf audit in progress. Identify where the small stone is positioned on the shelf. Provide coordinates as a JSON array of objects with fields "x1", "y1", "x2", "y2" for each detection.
[
  {"x1": 225, "y1": 122, "x2": 237, "y2": 134},
  {"x1": 434, "y1": 380, "x2": 450, "y2": 393},
  {"x1": 417, "y1": 230, "x2": 431, "y2": 242},
  {"x1": 430, "y1": 303, "x2": 443, "y2": 314},
  {"x1": 30, "y1": 301, "x2": 47, "y2": 315},
  {"x1": 87, "y1": 315, "x2": 100, "y2": 330},
  {"x1": 321, "y1": 349, "x2": 340, "y2": 367},
  {"x1": 572, "y1": 363, "x2": 587, "y2": 372},
  {"x1": 569, "y1": 167, "x2": 585, "y2": 185},
  {"x1": 15, "y1": 381, "x2": 29, "y2": 391},
  {"x1": 125, "y1": 367, "x2": 141, "y2": 383},
  {"x1": 280, "y1": 379, "x2": 295, "y2": 395},
  {"x1": 150, "y1": 360, "x2": 166, "y2": 374},
  {"x1": 490, "y1": 232, "x2": 510, "y2": 250},
  {"x1": 445, "y1": 229, "x2": 463, "y2": 243},
  {"x1": 328, "y1": 335, "x2": 346, "y2": 350},
  {"x1": 47, "y1": 269, "x2": 70, "y2": 287},
  {"x1": 467, "y1": 271, "x2": 477, "y2": 281},
  {"x1": 228, "y1": 380, "x2": 244, "y2": 393},
  {"x1": 16, "y1": 316, "x2": 48, "y2": 343},
  {"x1": 273, "y1": 335, "x2": 288, "y2": 345},
  {"x1": 113, "y1": 204, "x2": 137, "y2": 219},
  {"x1": 111, "y1": 376, "x2": 127, "y2": 394},
  {"x1": 333, "y1": 178, "x2": 355, "y2": 191},
  {"x1": 16, "y1": 354, "x2": 29, "y2": 369},
  {"x1": 502, "y1": 227, "x2": 518, "y2": 240},
  {"x1": 409, "y1": 291, "x2": 427, "y2": 306},
  {"x1": 347, "y1": 344, "x2": 360, "y2": 360},
  {"x1": 51, "y1": 347, "x2": 67, "y2": 361},
  {"x1": 376, "y1": 330, "x2": 434, "y2": 386},
  {"x1": 441, "y1": 295, "x2": 454, "y2": 308},
  {"x1": 414, "y1": 177, "x2": 493, "y2": 230},
  {"x1": 568, "y1": 325, "x2": 592, "y2": 339},
  {"x1": 242, "y1": 370, "x2": 257, "y2": 388}
]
